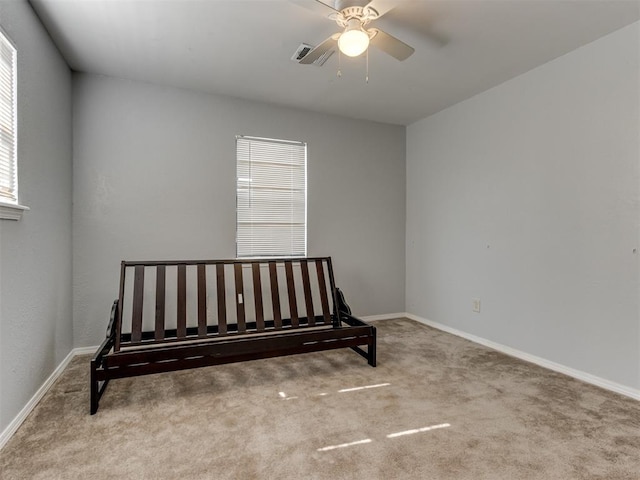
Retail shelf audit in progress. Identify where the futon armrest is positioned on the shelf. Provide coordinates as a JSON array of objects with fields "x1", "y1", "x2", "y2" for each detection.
[
  {"x1": 339, "y1": 312, "x2": 370, "y2": 327},
  {"x1": 91, "y1": 334, "x2": 115, "y2": 364},
  {"x1": 106, "y1": 299, "x2": 118, "y2": 339},
  {"x1": 91, "y1": 300, "x2": 118, "y2": 366},
  {"x1": 335, "y1": 287, "x2": 352, "y2": 316}
]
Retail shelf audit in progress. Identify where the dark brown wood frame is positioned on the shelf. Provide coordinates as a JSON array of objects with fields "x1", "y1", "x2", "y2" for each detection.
[{"x1": 90, "y1": 257, "x2": 376, "y2": 414}]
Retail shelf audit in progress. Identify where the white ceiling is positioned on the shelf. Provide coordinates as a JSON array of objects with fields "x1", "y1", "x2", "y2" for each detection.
[{"x1": 30, "y1": 0, "x2": 640, "y2": 125}]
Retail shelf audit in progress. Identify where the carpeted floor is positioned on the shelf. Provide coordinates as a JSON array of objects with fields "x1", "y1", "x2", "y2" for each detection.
[{"x1": 1, "y1": 318, "x2": 638, "y2": 479}]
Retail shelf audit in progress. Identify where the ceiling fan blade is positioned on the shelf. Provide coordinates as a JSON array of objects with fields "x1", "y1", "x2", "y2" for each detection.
[
  {"x1": 368, "y1": 28, "x2": 414, "y2": 61},
  {"x1": 364, "y1": 0, "x2": 398, "y2": 18},
  {"x1": 299, "y1": 34, "x2": 339, "y2": 64},
  {"x1": 290, "y1": 0, "x2": 339, "y2": 18}
]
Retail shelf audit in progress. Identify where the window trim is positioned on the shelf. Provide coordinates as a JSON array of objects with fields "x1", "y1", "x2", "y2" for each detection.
[
  {"x1": 0, "y1": 27, "x2": 28, "y2": 221},
  {"x1": 0, "y1": 202, "x2": 29, "y2": 220},
  {"x1": 236, "y1": 135, "x2": 307, "y2": 258}
]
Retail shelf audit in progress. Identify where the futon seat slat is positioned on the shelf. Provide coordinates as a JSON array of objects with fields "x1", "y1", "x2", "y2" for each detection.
[
  {"x1": 120, "y1": 315, "x2": 329, "y2": 346},
  {"x1": 90, "y1": 256, "x2": 376, "y2": 414},
  {"x1": 105, "y1": 325, "x2": 373, "y2": 368}
]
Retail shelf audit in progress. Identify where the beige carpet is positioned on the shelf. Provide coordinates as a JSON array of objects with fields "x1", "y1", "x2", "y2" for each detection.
[{"x1": 1, "y1": 318, "x2": 638, "y2": 479}]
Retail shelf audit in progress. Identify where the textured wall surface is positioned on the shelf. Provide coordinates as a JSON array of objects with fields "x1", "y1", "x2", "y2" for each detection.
[
  {"x1": 72, "y1": 73, "x2": 406, "y2": 347},
  {"x1": 0, "y1": 1, "x2": 72, "y2": 432},
  {"x1": 406, "y1": 23, "x2": 640, "y2": 390}
]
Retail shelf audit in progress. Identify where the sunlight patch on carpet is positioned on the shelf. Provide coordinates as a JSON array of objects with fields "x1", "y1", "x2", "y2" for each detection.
[
  {"x1": 338, "y1": 382, "x2": 391, "y2": 393},
  {"x1": 317, "y1": 439, "x2": 373, "y2": 452},
  {"x1": 386, "y1": 423, "x2": 451, "y2": 438}
]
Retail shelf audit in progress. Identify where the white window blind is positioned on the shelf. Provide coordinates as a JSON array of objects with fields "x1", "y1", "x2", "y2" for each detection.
[
  {"x1": 236, "y1": 136, "x2": 307, "y2": 258},
  {"x1": 0, "y1": 30, "x2": 17, "y2": 204}
]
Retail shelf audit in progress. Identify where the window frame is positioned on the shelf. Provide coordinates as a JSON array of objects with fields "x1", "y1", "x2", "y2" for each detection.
[
  {"x1": 0, "y1": 27, "x2": 27, "y2": 220},
  {"x1": 235, "y1": 135, "x2": 307, "y2": 259}
]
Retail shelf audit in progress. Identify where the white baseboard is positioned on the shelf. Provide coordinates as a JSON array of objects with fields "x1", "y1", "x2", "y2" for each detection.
[
  {"x1": 405, "y1": 313, "x2": 640, "y2": 401},
  {"x1": 360, "y1": 312, "x2": 405, "y2": 322},
  {"x1": 0, "y1": 345, "x2": 99, "y2": 451},
  {"x1": 73, "y1": 345, "x2": 100, "y2": 356}
]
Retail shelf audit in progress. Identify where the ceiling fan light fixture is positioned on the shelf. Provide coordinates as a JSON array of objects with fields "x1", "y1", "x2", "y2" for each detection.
[{"x1": 338, "y1": 19, "x2": 369, "y2": 57}]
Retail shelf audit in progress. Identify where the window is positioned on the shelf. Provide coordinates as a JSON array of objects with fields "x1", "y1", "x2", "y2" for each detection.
[
  {"x1": 0, "y1": 28, "x2": 25, "y2": 220},
  {"x1": 236, "y1": 135, "x2": 307, "y2": 258},
  {"x1": 0, "y1": 29, "x2": 17, "y2": 203}
]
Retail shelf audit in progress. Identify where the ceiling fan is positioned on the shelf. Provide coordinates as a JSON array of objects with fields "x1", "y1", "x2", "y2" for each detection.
[{"x1": 293, "y1": 0, "x2": 414, "y2": 65}]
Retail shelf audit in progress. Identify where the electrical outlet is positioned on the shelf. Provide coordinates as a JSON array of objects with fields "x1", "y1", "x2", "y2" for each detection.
[{"x1": 472, "y1": 298, "x2": 481, "y2": 313}]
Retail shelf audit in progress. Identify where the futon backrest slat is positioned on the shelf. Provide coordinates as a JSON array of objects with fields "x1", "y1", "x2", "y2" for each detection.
[
  {"x1": 155, "y1": 265, "x2": 166, "y2": 341},
  {"x1": 234, "y1": 263, "x2": 246, "y2": 334},
  {"x1": 300, "y1": 260, "x2": 315, "y2": 327},
  {"x1": 131, "y1": 265, "x2": 145, "y2": 343},
  {"x1": 269, "y1": 261, "x2": 282, "y2": 329},
  {"x1": 284, "y1": 261, "x2": 299, "y2": 328},
  {"x1": 315, "y1": 259, "x2": 331, "y2": 325},
  {"x1": 177, "y1": 265, "x2": 187, "y2": 339},
  {"x1": 252, "y1": 263, "x2": 265, "y2": 332},
  {"x1": 114, "y1": 257, "x2": 338, "y2": 352},
  {"x1": 216, "y1": 264, "x2": 227, "y2": 335},
  {"x1": 197, "y1": 264, "x2": 207, "y2": 338}
]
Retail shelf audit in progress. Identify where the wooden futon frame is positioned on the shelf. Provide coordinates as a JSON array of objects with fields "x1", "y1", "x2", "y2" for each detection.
[{"x1": 90, "y1": 257, "x2": 376, "y2": 414}]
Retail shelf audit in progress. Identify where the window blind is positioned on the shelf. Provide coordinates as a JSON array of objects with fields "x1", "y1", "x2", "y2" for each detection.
[
  {"x1": 0, "y1": 31, "x2": 17, "y2": 204},
  {"x1": 236, "y1": 136, "x2": 307, "y2": 258}
]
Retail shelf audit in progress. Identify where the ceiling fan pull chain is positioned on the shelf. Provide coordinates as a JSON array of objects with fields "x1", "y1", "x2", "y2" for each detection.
[
  {"x1": 337, "y1": 49, "x2": 342, "y2": 78},
  {"x1": 366, "y1": 47, "x2": 369, "y2": 84}
]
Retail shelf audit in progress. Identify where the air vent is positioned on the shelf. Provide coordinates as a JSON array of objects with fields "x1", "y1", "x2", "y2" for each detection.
[
  {"x1": 292, "y1": 43, "x2": 334, "y2": 66},
  {"x1": 292, "y1": 43, "x2": 313, "y2": 61}
]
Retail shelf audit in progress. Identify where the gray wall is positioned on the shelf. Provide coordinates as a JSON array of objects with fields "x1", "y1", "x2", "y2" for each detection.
[
  {"x1": 72, "y1": 73, "x2": 406, "y2": 347},
  {"x1": 0, "y1": 0, "x2": 72, "y2": 432},
  {"x1": 406, "y1": 23, "x2": 639, "y2": 390}
]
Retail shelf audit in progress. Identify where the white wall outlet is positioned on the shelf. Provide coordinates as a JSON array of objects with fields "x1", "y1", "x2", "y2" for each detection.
[{"x1": 472, "y1": 298, "x2": 481, "y2": 313}]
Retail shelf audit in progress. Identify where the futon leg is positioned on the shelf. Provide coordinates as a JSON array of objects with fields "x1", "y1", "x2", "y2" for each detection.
[
  {"x1": 90, "y1": 359, "x2": 111, "y2": 415},
  {"x1": 91, "y1": 330, "x2": 115, "y2": 414},
  {"x1": 90, "y1": 359, "x2": 100, "y2": 415},
  {"x1": 368, "y1": 326, "x2": 377, "y2": 367}
]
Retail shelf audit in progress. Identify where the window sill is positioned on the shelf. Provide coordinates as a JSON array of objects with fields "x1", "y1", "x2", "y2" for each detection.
[{"x1": 0, "y1": 201, "x2": 30, "y2": 220}]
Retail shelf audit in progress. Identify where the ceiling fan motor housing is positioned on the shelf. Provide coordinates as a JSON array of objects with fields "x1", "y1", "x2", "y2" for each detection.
[
  {"x1": 334, "y1": 0, "x2": 379, "y2": 26},
  {"x1": 334, "y1": 0, "x2": 369, "y2": 10}
]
